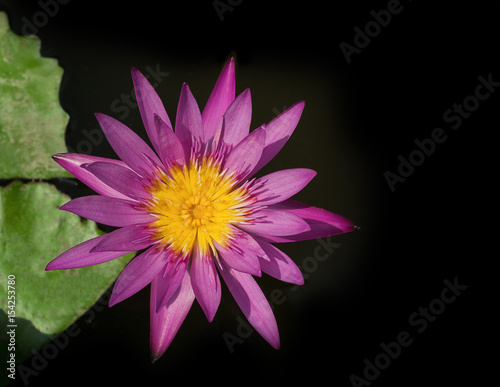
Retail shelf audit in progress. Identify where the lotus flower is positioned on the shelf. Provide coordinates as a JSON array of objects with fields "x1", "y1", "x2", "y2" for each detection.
[{"x1": 46, "y1": 57, "x2": 356, "y2": 361}]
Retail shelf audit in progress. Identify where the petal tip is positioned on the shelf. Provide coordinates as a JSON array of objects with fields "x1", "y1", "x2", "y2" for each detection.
[
  {"x1": 58, "y1": 202, "x2": 69, "y2": 211},
  {"x1": 45, "y1": 262, "x2": 56, "y2": 271},
  {"x1": 108, "y1": 296, "x2": 118, "y2": 308},
  {"x1": 151, "y1": 354, "x2": 160, "y2": 364},
  {"x1": 52, "y1": 153, "x2": 64, "y2": 160}
]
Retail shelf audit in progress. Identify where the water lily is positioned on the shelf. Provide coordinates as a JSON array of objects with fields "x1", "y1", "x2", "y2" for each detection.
[{"x1": 46, "y1": 57, "x2": 356, "y2": 361}]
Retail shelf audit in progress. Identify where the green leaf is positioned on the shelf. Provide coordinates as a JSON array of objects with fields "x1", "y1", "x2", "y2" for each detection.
[
  {"x1": 0, "y1": 12, "x2": 70, "y2": 179},
  {"x1": 0, "y1": 181, "x2": 133, "y2": 361}
]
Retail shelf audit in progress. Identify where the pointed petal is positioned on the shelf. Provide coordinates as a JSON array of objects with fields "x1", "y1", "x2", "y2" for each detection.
[
  {"x1": 131, "y1": 67, "x2": 172, "y2": 153},
  {"x1": 190, "y1": 248, "x2": 221, "y2": 322},
  {"x1": 254, "y1": 168, "x2": 316, "y2": 206},
  {"x1": 202, "y1": 57, "x2": 236, "y2": 140},
  {"x1": 238, "y1": 209, "x2": 310, "y2": 237},
  {"x1": 175, "y1": 83, "x2": 204, "y2": 158},
  {"x1": 83, "y1": 162, "x2": 147, "y2": 200},
  {"x1": 155, "y1": 259, "x2": 188, "y2": 313},
  {"x1": 60, "y1": 195, "x2": 156, "y2": 227},
  {"x1": 52, "y1": 153, "x2": 131, "y2": 200},
  {"x1": 253, "y1": 236, "x2": 304, "y2": 285},
  {"x1": 154, "y1": 114, "x2": 186, "y2": 167},
  {"x1": 262, "y1": 199, "x2": 357, "y2": 242},
  {"x1": 94, "y1": 113, "x2": 161, "y2": 176},
  {"x1": 251, "y1": 101, "x2": 305, "y2": 175},
  {"x1": 216, "y1": 245, "x2": 261, "y2": 277},
  {"x1": 45, "y1": 234, "x2": 127, "y2": 271},
  {"x1": 220, "y1": 88, "x2": 252, "y2": 146},
  {"x1": 109, "y1": 247, "x2": 167, "y2": 307},
  {"x1": 91, "y1": 225, "x2": 153, "y2": 252},
  {"x1": 150, "y1": 270, "x2": 195, "y2": 362},
  {"x1": 215, "y1": 229, "x2": 261, "y2": 276},
  {"x1": 223, "y1": 126, "x2": 265, "y2": 181},
  {"x1": 217, "y1": 259, "x2": 280, "y2": 349}
]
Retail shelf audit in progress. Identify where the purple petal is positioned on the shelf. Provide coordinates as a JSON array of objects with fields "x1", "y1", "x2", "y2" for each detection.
[
  {"x1": 254, "y1": 168, "x2": 316, "y2": 206},
  {"x1": 155, "y1": 259, "x2": 188, "y2": 313},
  {"x1": 150, "y1": 269, "x2": 195, "y2": 362},
  {"x1": 263, "y1": 199, "x2": 356, "y2": 242},
  {"x1": 219, "y1": 88, "x2": 252, "y2": 146},
  {"x1": 223, "y1": 126, "x2": 265, "y2": 181},
  {"x1": 109, "y1": 247, "x2": 167, "y2": 307},
  {"x1": 190, "y1": 247, "x2": 221, "y2": 322},
  {"x1": 154, "y1": 115, "x2": 185, "y2": 167},
  {"x1": 45, "y1": 234, "x2": 128, "y2": 271},
  {"x1": 202, "y1": 57, "x2": 236, "y2": 140},
  {"x1": 175, "y1": 83, "x2": 204, "y2": 158},
  {"x1": 251, "y1": 101, "x2": 305, "y2": 175},
  {"x1": 217, "y1": 259, "x2": 280, "y2": 349},
  {"x1": 215, "y1": 229, "x2": 262, "y2": 276},
  {"x1": 52, "y1": 153, "x2": 131, "y2": 200},
  {"x1": 253, "y1": 236, "x2": 304, "y2": 285},
  {"x1": 216, "y1": 246, "x2": 261, "y2": 277},
  {"x1": 94, "y1": 113, "x2": 161, "y2": 176},
  {"x1": 90, "y1": 225, "x2": 153, "y2": 252},
  {"x1": 131, "y1": 67, "x2": 172, "y2": 153},
  {"x1": 60, "y1": 195, "x2": 155, "y2": 227},
  {"x1": 238, "y1": 209, "x2": 310, "y2": 237},
  {"x1": 83, "y1": 162, "x2": 147, "y2": 200}
]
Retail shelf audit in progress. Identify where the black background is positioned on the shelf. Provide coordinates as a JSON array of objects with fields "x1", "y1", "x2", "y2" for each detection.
[{"x1": 1, "y1": 0, "x2": 496, "y2": 386}]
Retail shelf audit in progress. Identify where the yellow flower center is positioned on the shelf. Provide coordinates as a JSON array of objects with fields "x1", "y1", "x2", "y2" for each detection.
[{"x1": 144, "y1": 157, "x2": 252, "y2": 258}]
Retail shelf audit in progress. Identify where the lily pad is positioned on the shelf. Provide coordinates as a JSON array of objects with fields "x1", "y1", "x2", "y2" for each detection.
[
  {"x1": 0, "y1": 12, "x2": 69, "y2": 179},
  {"x1": 0, "y1": 181, "x2": 133, "y2": 360}
]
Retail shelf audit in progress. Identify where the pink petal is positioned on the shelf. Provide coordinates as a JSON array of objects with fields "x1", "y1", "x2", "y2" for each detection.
[
  {"x1": 83, "y1": 162, "x2": 147, "y2": 200},
  {"x1": 94, "y1": 113, "x2": 161, "y2": 176},
  {"x1": 263, "y1": 199, "x2": 356, "y2": 242},
  {"x1": 154, "y1": 115, "x2": 185, "y2": 167},
  {"x1": 238, "y1": 209, "x2": 310, "y2": 237},
  {"x1": 52, "y1": 153, "x2": 130, "y2": 200},
  {"x1": 189, "y1": 247, "x2": 221, "y2": 322},
  {"x1": 217, "y1": 259, "x2": 280, "y2": 349},
  {"x1": 155, "y1": 259, "x2": 188, "y2": 313},
  {"x1": 214, "y1": 229, "x2": 262, "y2": 276},
  {"x1": 150, "y1": 269, "x2": 195, "y2": 362},
  {"x1": 254, "y1": 168, "x2": 317, "y2": 206},
  {"x1": 131, "y1": 67, "x2": 172, "y2": 153},
  {"x1": 109, "y1": 247, "x2": 167, "y2": 307},
  {"x1": 90, "y1": 225, "x2": 153, "y2": 252},
  {"x1": 251, "y1": 101, "x2": 305, "y2": 175},
  {"x1": 202, "y1": 57, "x2": 236, "y2": 140},
  {"x1": 253, "y1": 236, "x2": 304, "y2": 285},
  {"x1": 45, "y1": 234, "x2": 128, "y2": 271},
  {"x1": 219, "y1": 88, "x2": 252, "y2": 146},
  {"x1": 175, "y1": 83, "x2": 204, "y2": 158},
  {"x1": 216, "y1": 246, "x2": 261, "y2": 277},
  {"x1": 223, "y1": 126, "x2": 265, "y2": 181},
  {"x1": 60, "y1": 195, "x2": 155, "y2": 227}
]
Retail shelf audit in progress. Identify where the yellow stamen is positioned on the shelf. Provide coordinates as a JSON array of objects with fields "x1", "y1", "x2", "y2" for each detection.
[{"x1": 144, "y1": 157, "x2": 251, "y2": 258}]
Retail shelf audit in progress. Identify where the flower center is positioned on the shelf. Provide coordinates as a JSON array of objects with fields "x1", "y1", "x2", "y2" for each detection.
[
  {"x1": 189, "y1": 203, "x2": 209, "y2": 221},
  {"x1": 144, "y1": 157, "x2": 252, "y2": 258}
]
